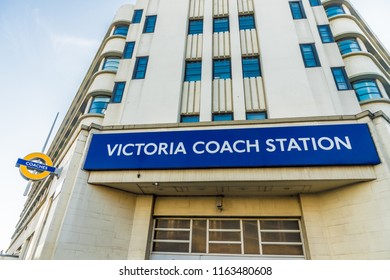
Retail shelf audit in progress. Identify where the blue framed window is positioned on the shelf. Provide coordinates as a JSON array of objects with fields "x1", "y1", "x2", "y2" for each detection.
[
  {"x1": 289, "y1": 1, "x2": 306, "y2": 19},
  {"x1": 318, "y1": 25, "x2": 334, "y2": 43},
  {"x1": 102, "y1": 57, "x2": 120, "y2": 71},
  {"x1": 213, "y1": 17, "x2": 229, "y2": 33},
  {"x1": 246, "y1": 112, "x2": 267, "y2": 120},
  {"x1": 325, "y1": 5, "x2": 345, "y2": 17},
  {"x1": 111, "y1": 82, "x2": 126, "y2": 103},
  {"x1": 113, "y1": 25, "x2": 128, "y2": 36},
  {"x1": 352, "y1": 79, "x2": 382, "y2": 101},
  {"x1": 143, "y1": 15, "x2": 157, "y2": 33},
  {"x1": 239, "y1": 15, "x2": 255, "y2": 30},
  {"x1": 309, "y1": 0, "x2": 321, "y2": 6},
  {"x1": 337, "y1": 38, "x2": 361, "y2": 55},
  {"x1": 188, "y1": 20, "x2": 203, "y2": 35},
  {"x1": 89, "y1": 96, "x2": 110, "y2": 114},
  {"x1": 123, "y1": 42, "x2": 135, "y2": 59},
  {"x1": 242, "y1": 57, "x2": 261, "y2": 78},
  {"x1": 213, "y1": 113, "x2": 233, "y2": 121},
  {"x1": 181, "y1": 115, "x2": 200, "y2": 123},
  {"x1": 132, "y1": 9, "x2": 143, "y2": 23},
  {"x1": 213, "y1": 59, "x2": 231, "y2": 80},
  {"x1": 300, "y1": 44, "x2": 321, "y2": 67},
  {"x1": 132, "y1": 57, "x2": 149, "y2": 79},
  {"x1": 184, "y1": 61, "x2": 202, "y2": 82},
  {"x1": 331, "y1": 67, "x2": 351, "y2": 90}
]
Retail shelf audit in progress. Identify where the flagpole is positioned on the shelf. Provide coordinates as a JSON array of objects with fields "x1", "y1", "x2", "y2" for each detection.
[{"x1": 23, "y1": 112, "x2": 59, "y2": 196}]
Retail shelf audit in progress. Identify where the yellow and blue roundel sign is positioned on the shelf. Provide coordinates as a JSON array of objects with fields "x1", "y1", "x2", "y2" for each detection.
[{"x1": 16, "y1": 152, "x2": 59, "y2": 181}]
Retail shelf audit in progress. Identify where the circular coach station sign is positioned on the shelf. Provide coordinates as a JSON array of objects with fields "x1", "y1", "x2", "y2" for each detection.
[{"x1": 16, "y1": 152, "x2": 59, "y2": 181}]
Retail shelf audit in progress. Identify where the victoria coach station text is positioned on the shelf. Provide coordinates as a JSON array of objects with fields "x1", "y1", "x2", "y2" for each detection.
[{"x1": 107, "y1": 136, "x2": 352, "y2": 157}]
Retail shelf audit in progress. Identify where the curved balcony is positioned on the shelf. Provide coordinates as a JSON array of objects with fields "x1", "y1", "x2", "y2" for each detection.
[
  {"x1": 101, "y1": 37, "x2": 126, "y2": 56},
  {"x1": 343, "y1": 52, "x2": 389, "y2": 81},
  {"x1": 87, "y1": 71, "x2": 116, "y2": 95},
  {"x1": 112, "y1": 5, "x2": 133, "y2": 24},
  {"x1": 329, "y1": 15, "x2": 364, "y2": 39},
  {"x1": 360, "y1": 99, "x2": 390, "y2": 117}
]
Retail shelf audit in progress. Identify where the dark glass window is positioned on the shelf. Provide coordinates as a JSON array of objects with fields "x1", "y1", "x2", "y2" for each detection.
[
  {"x1": 113, "y1": 25, "x2": 128, "y2": 36},
  {"x1": 239, "y1": 15, "x2": 255, "y2": 30},
  {"x1": 213, "y1": 59, "x2": 231, "y2": 79},
  {"x1": 102, "y1": 57, "x2": 120, "y2": 71},
  {"x1": 318, "y1": 25, "x2": 334, "y2": 43},
  {"x1": 132, "y1": 9, "x2": 143, "y2": 23},
  {"x1": 143, "y1": 15, "x2": 157, "y2": 33},
  {"x1": 309, "y1": 0, "x2": 321, "y2": 6},
  {"x1": 184, "y1": 61, "x2": 202, "y2": 82},
  {"x1": 111, "y1": 82, "x2": 126, "y2": 103},
  {"x1": 212, "y1": 113, "x2": 233, "y2": 121},
  {"x1": 181, "y1": 115, "x2": 200, "y2": 123},
  {"x1": 242, "y1": 57, "x2": 261, "y2": 78},
  {"x1": 123, "y1": 42, "x2": 135, "y2": 59},
  {"x1": 188, "y1": 20, "x2": 203, "y2": 35},
  {"x1": 337, "y1": 38, "x2": 361, "y2": 55},
  {"x1": 289, "y1": 1, "x2": 306, "y2": 19},
  {"x1": 132, "y1": 57, "x2": 149, "y2": 79},
  {"x1": 331, "y1": 67, "x2": 351, "y2": 90},
  {"x1": 89, "y1": 96, "x2": 110, "y2": 114},
  {"x1": 246, "y1": 112, "x2": 267, "y2": 120},
  {"x1": 300, "y1": 44, "x2": 321, "y2": 67},
  {"x1": 352, "y1": 79, "x2": 382, "y2": 101},
  {"x1": 325, "y1": 5, "x2": 345, "y2": 17},
  {"x1": 213, "y1": 17, "x2": 229, "y2": 33}
]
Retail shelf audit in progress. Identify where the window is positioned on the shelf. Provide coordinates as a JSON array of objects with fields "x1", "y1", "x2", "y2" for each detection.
[
  {"x1": 188, "y1": 20, "x2": 203, "y2": 35},
  {"x1": 309, "y1": 0, "x2": 321, "y2": 6},
  {"x1": 152, "y1": 218, "x2": 305, "y2": 257},
  {"x1": 102, "y1": 57, "x2": 120, "y2": 71},
  {"x1": 289, "y1": 1, "x2": 306, "y2": 19},
  {"x1": 242, "y1": 57, "x2": 261, "y2": 78},
  {"x1": 213, "y1": 59, "x2": 231, "y2": 79},
  {"x1": 143, "y1": 15, "x2": 157, "y2": 33},
  {"x1": 352, "y1": 79, "x2": 382, "y2": 101},
  {"x1": 113, "y1": 25, "x2": 128, "y2": 36},
  {"x1": 299, "y1": 44, "x2": 321, "y2": 67},
  {"x1": 89, "y1": 96, "x2": 110, "y2": 114},
  {"x1": 111, "y1": 82, "x2": 126, "y2": 103},
  {"x1": 181, "y1": 115, "x2": 199, "y2": 123},
  {"x1": 213, "y1": 17, "x2": 229, "y2": 33},
  {"x1": 213, "y1": 113, "x2": 233, "y2": 121},
  {"x1": 184, "y1": 61, "x2": 202, "y2": 82},
  {"x1": 239, "y1": 15, "x2": 255, "y2": 30},
  {"x1": 318, "y1": 25, "x2": 334, "y2": 43},
  {"x1": 132, "y1": 57, "x2": 149, "y2": 79},
  {"x1": 246, "y1": 112, "x2": 267, "y2": 120},
  {"x1": 331, "y1": 67, "x2": 351, "y2": 90},
  {"x1": 123, "y1": 42, "x2": 135, "y2": 59},
  {"x1": 132, "y1": 9, "x2": 143, "y2": 23},
  {"x1": 325, "y1": 5, "x2": 345, "y2": 17},
  {"x1": 337, "y1": 38, "x2": 361, "y2": 55}
]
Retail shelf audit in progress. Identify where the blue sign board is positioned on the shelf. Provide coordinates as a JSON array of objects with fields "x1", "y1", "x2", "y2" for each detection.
[{"x1": 83, "y1": 124, "x2": 380, "y2": 170}]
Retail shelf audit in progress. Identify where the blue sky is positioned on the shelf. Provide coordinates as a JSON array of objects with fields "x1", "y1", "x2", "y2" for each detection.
[{"x1": 0, "y1": 0, "x2": 388, "y2": 252}]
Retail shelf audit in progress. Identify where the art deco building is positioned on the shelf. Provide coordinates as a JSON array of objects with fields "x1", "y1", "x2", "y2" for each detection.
[{"x1": 6, "y1": 0, "x2": 390, "y2": 260}]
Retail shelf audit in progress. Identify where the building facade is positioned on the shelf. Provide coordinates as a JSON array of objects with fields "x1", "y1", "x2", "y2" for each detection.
[{"x1": 6, "y1": 0, "x2": 390, "y2": 260}]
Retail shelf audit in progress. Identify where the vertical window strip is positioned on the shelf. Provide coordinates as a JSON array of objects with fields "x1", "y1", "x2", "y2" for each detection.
[
  {"x1": 318, "y1": 25, "x2": 334, "y2": 43},
  {"x1": 289, "y1": 1, "x2": 306, "y2": 19},
  {"x1": 184, "y1": 61, "x2": 202, "y2": 82},
  {"x1": 111, "y1": 82, "x2": 126, "y2": 103},
  {"x1": 132, "y1": 57, "x2": 149, "y2": 79},
  {"x1": 143, "y1": 15, "x2": 157, "y2": 33},
  {"x1": 123, "y1": 42, "x2": 135, "y2": 59},
  {"x1": 132, "y1": 9, "x2": 143, "y2": 23},
  {"x1": 331, "y1": 67, "x2": 351, "y2": 90},
  {"x1": 300, "y1": 44, "x2": 321, "y2": 67}
]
